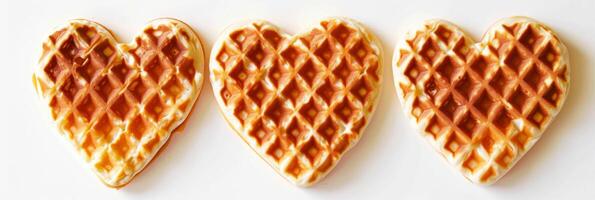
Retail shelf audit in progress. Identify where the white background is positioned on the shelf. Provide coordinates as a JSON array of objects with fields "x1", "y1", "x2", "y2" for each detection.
[{"x1": 1, "y1": 0, "x2": 594, "y2": 199}]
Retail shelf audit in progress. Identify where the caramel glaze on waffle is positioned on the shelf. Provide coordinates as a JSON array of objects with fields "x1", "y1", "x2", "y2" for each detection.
[
  {"x1": 210, "y1": 18, "x2": 382, "y2": 186},
  {"x1": 394, "y1": 17, "x2": 569, "y2": 184},
  {"x1": 33, "y1": 19, "x2": 205, "y2": 188}
]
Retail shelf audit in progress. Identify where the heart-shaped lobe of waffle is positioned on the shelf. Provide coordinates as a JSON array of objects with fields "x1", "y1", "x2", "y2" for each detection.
[
  {"x1": 33, "y1": 19, "x2": 205, "y2": 188},
  {"x1": 394, "y1": 17, "x2": 569, "y2": 184},
  {"x1": 210, "y1": 18, "x2": 382, "y2": 186}
]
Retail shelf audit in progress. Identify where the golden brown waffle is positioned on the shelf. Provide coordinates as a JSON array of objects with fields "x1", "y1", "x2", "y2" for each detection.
[
  {"x1": 394, "y1": 17, "x2": 569, "y2": 184},
  {"x1": 210, "y1": 18, "x2": 382, "y2": 186},
  {"x1": 32, "y1": 19, "x2": 205, "y2": 188}
]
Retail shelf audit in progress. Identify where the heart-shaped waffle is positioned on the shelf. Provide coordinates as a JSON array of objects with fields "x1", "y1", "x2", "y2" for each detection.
[
  {"x1": 33, "y1": 19, "x2": 205, "y2": 187},
  {"x1": 210, "y1": 18, "x2": 382, "y2": 186},
  {"x1": 393, "y1": 17, "x2": 569, "y2": 184}
]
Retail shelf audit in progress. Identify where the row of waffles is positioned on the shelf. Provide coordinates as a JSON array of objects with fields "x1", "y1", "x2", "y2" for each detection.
[{"x1": 33, "y1": 16, "x2": 568, "y2": 188}]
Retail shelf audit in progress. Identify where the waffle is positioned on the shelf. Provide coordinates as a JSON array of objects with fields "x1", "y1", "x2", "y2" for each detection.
[
  {"x1": 32, "y1": 19, "x2": 205, "y2": 188},
  {"x1": 393, "y1": 17, "x2": 569, "y2": 184},
  {"x1": 210, "y1": 18, "x2": 382, "y2": 186}
]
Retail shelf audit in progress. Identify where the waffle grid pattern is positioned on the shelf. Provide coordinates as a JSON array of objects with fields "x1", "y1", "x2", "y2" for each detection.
[
  {"x1": 210, "y1": 18, "x2": 381, "y2": 186},
  {"x1": 33, "y1": 19, "x2": 204, "y2": 187},
  {"x1": 394, "y1": 18, "x2": 568, "y2": 184}
]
